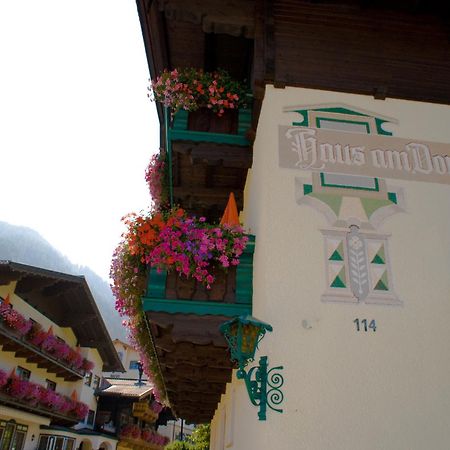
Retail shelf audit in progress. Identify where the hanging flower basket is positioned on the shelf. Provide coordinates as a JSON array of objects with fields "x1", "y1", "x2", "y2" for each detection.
[{"x1": 149, "y1": 67, "x2": 249, "y2": 116}]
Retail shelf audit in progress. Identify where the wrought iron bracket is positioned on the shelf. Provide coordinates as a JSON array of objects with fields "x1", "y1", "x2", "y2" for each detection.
[{"x1": 237, "y1": 356, "x2": 284, "y2": 421}]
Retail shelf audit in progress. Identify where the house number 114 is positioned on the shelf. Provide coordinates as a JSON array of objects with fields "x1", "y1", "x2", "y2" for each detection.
[{"x1": 354, "y1": 319, "x2": 376, "y2": 332}]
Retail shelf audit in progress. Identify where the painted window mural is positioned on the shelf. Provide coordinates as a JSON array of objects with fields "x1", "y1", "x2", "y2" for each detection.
[{"x1": 287, "y1": 105, "x2": 404, "y2": 306}]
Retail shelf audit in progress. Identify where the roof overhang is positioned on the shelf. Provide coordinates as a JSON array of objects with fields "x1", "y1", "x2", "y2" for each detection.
[{"x1": 0, "y1": 261, "x2": 124, "y2": 372}]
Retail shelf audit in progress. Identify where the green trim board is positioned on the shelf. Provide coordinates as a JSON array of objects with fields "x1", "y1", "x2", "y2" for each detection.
[
  {"x1": 169, "y1": 108, "x2": 252, "y2": 146},
  {"x1": 142, "y1": 297, "x2": 252, "y2": 316},
  {"x1": 146, "y1": 269, "x2": 167, "y2": 298},
  {"x1": 320, "y1": 172, "x2": 380, "y2": 192},
  {"x1": 169, "y1": 129, "x2": 250, "y2": 146},
  {"x1": 289, "y1": 107, "x2": 393, "y2": 136},
  {"x1": 236, "y1": 234, "x2": 255, "y2": 303}
]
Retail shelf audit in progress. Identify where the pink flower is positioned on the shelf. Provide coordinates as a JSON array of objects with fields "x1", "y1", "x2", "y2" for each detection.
[
  {"x1": 81, "y1": 359, "x2": 95, "y2": 372},
  {"x1": 0, "y1": 369, "x2": 8, "y2": 388},
  {"x1": 9, "y1": 378, "x2": 30, "y2": 399},
  {"x1": 219, "y1": 255, "x2": 230, "y2": 268},
  {"x1": 72, "y1": 402, "x2": 89, "y2": 420}
]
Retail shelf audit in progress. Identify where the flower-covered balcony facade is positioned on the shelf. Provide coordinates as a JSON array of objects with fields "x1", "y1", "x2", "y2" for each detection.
[
  {"x1": 111, "y1": 206, "x2": 255, "y2": 423},
  {"x1": 0, "y1": 368, "x2": 89, "y2": 426},
  {"x1": 139, "y1": 0, "x2": 260, "y2": 223},
  {"x1": 0, "y1": 298, "x2": 94, "y2": 381},
  {"x1": 119, "y1": 424, "x2": 169, "y2": 450},
  {"x1": 116, "y1": 0, "x2": 263, "y2": 424}
]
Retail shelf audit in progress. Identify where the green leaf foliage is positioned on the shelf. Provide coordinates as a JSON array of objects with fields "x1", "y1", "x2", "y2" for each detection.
[{"x1": 165, "y1": 424, "x2": 210, "y2": 450}]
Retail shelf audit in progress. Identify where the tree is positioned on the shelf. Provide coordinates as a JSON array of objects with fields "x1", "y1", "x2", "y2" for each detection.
[{"x1": 165, "y1": 424, "x2": 210, "y2": 450}]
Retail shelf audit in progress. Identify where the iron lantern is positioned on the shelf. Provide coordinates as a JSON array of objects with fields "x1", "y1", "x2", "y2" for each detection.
[{"x1": 220, "y1": 315, "x2": 284, "y2": 421}]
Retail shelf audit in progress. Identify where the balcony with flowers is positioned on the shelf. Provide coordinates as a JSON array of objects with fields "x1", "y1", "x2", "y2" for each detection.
[
  {"x1": 119, "y1": 424, "x2": 169, "y2": 450},
  {"x1": 111, "y1": 123, "x2": 255, "y2": 423},
  {"x1": 0, "y1": 368, "x2": 89, "y2": 425},
  {"x1": 0, "y1": 296, "x2": 94, "y2": 381},
  {"x1": 149, "y1": 67, "x2": 253, "y2": 221},
  {"x1": 132, "y1": 400, "x2": 164, "y2": 423}
]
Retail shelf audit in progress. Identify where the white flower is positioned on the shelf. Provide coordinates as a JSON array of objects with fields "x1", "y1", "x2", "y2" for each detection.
[{"x1": 349, "y1": 236, "x2": 363, "y2": 250}]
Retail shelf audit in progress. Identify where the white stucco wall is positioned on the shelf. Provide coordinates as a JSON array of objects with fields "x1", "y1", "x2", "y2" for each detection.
[{"x1": 211, "y1": 86, "x2": 450, "y2": 450}]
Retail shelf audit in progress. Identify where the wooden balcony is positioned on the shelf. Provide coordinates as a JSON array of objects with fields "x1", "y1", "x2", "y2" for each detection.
[
  {"x1": 142, "y1": 236, "x2": 254, "y2": 423},
  {"x1": 0, "y1": 321, "x2": 85, "y2": 381},
  {"x1": 132, "y1": 402, "x2": 158, "y2": 423},
  {"x1": 168, "y1": 108, "x2": 253, "y2": 222}
]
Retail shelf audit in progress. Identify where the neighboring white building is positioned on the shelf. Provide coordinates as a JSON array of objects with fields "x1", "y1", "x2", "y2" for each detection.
[
  {"x1": 104, "y1": 339, "x2": 142, "y2": 380},
  {"x1": 0, "y1": 261, "x2": 123, "y2": 450}
]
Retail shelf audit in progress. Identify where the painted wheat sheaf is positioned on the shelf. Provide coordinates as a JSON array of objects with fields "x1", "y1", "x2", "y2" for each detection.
[{"x1": 347, "y1": 229, "x2": 369, "y2": 301}]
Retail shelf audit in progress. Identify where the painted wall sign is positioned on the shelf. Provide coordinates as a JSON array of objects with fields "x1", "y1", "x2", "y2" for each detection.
[{"x1": 279, "y1": 126, "x2": 450, "y2": 184}]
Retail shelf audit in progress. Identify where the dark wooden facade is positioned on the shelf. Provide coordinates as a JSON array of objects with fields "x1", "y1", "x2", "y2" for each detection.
[{"x1": 136, "y1": 0, "x2": 450, "y2": 423}]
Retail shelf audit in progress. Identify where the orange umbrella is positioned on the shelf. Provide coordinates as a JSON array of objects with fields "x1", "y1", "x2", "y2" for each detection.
[
  {"x1": 71, "y1": 390, "x2": 78, "y2": 401},
  {"x1": 46, "y1": 326, "x2": 53, "y2": 337},
  {"x1": 3, "y1": 294, "x2": 10, "y2": 305},
  {"x1": 220, "y1": 193, "x2": 240, "y2": 226}
]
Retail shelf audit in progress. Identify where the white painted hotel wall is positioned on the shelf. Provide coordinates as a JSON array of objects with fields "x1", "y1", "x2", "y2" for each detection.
[{"x1": 211, "y1": 86, "x2": 450, "y2": 450}]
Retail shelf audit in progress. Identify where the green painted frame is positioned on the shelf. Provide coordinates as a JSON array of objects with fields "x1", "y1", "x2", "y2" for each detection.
[
  {"x1": 169, "y1": 108, "x2": 252, "y2": 146},
  {"x1": 320, "y1": 172, "x2": 380, "y2": 192},
  {"x1": 291, "y1": 106, "x2": 393, "y2": 136}
]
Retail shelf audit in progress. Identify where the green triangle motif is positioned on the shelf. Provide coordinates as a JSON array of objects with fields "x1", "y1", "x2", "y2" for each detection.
[
  {"x1": 374, "y1": 270, "x2": 389, "y2": 291},
  {"x1": 371, "y1": 245, "x2": 385, "y2": 264},
  {"x1": 329, "y1": 242, "x2": 344, "y2": 261},
  {"x1": 331, "y1": 267, "x2": 346, "y2": 288}
]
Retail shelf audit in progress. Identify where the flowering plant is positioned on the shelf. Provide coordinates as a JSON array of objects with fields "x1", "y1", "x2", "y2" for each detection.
[
  {"x1": 113, "y1": 207, "x2": 248, "y2": 294},
  {"x1": 145, "y1": 152, "x2": 169, "y2": 211},
  {"x1": 149, "y1": 67, "x2": 249, "y2": 116},
  {"x1": 0, "y1": 374, "x2": 89, "y2": 420},
  {"x1": 8, "y1": 378, "x2": 30, "y2": 399},
  {"x1": 41, "y1": 333, "x2": 59, "y2": 353},
  {"x1": 0, "y1": 301, "x2": 94, "y2": 372},
  {"x1": 0, "y1": 302, "x2": 32, "y2": 336},
  {"x1": 120, "y1": 424, "x2": 141, "y2": 440},
  {"x1": 141, "y1": 429, "x2": 169, "y2": 446},
  {"x1": 72, "y1": 402, "x2": 89, "y2": 420},
  {"x1": 40, "y1": 388, "x2": 64, "y2": 410},
  {"x1": 81, "y1": 359, "x2": 95, "y2": 372},
  {"x1": 0, "y1": 369, "x2": 8, "y2": 388},
  {"x1": 150, "y1": 400, "x2": 164, "y2": 414}
]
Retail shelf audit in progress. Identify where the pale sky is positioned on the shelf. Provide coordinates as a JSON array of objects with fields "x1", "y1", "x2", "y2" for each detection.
[{"x1": 0, "y1": 0, "x2": 158, "y2": 280}]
